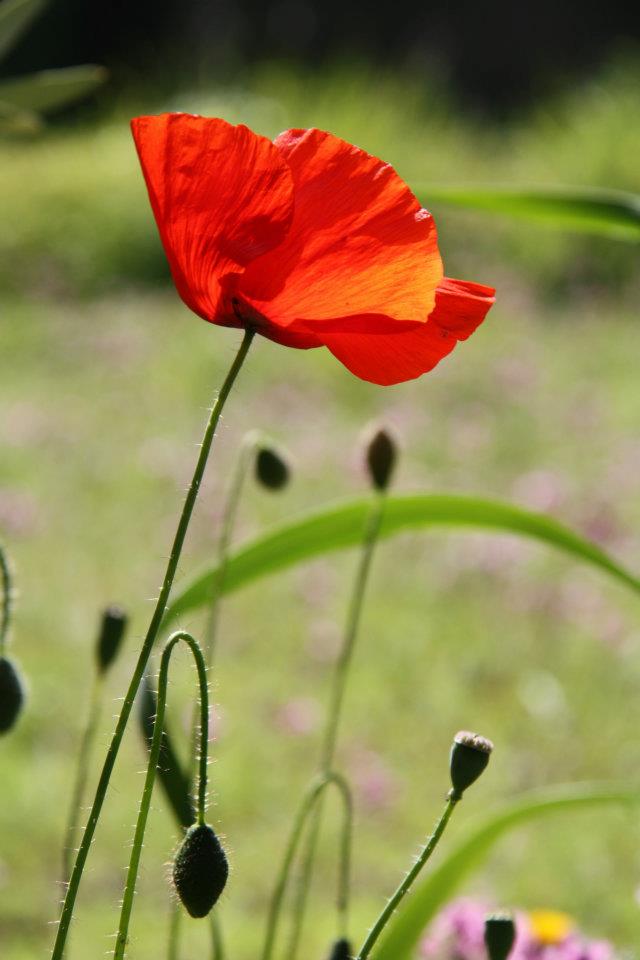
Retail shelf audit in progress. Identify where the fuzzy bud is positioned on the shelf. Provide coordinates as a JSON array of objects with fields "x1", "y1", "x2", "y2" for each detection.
[
  {"x1": 328, "y1": 938, "x2": 352, "y2": 960},
  {"x1": 0, "y1": 656, "x2": 25, "y2": 734},
  {"x1": 484, "y1": 913, "x2": 516, "y2": 960},
  {"x1": 255, "y1": 446, "x2": 290, "y2": 490},
  {"x1": 96, "y1": 606, "x2": 127, "y2": 675},
  {"x1": 173, "y1": 823, "x2": 229, "y2": 918},
  {"x1": 449, "y1": 730, "x2": 493, "y2": 800},
  {"x1": 365, "y1": 427, "x2": 397, "y2": 491}
]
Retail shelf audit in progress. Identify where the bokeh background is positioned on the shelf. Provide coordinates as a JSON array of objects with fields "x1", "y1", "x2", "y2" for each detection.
[{"x1": 1, "y1": 2, "x2": 639, "y2": 958}]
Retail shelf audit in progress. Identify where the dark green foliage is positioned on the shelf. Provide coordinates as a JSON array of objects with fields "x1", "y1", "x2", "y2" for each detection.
[
  {"x1": 173, "y1": 823, "x2": 229, "y2": 918},
  {"x1": 449, "y1": 731, "x2": 493, "y2": 800},
  {"x1": 484, "y1": 914, "x2": 516, "y2": 960},
  {"x1": 328, "y1": 937, "x2": 352, "y2": 960},
  {"x1": 0, "y1": 656, "x2": 25, "y2": 734},
  {"x1": 96, "y1": 605, "x2": 127, "y2": 674},
  {"x1": 138, "y1": 674, "x2": 195, "y2": 828},
  {"x1": 255, "y1": 446, "x2": 290, "y2": 490},
  {"x1": 365, "y1": 428, "x2": 397, "y2": 491}
]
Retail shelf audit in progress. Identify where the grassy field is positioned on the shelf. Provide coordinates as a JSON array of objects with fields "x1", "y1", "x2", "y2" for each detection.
[{"x1": 1, "y1": 62, "x2": 640, "y2": 960}]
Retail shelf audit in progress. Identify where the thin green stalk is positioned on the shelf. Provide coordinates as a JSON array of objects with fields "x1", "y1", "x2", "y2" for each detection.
[
  {"x1": 50, "y1": 329, "x2": 254, "y2": 960},
  {"x1": 210, "y1": 913, "x2": 225, "y2": 960},
  {"x1": 287, "y1": 494, "x2": 386, "y2": 959},
  {"x1": 0, "y1": 543, "x2": 12, "y2": 657},
  {"x1": 262, "y1": 772, "x2": 353, "y2": 960},
  {"x1": 114, "y1": 630, "x2": 210, "y2": 959},
  {"x1": 167, "y1": 908, "x2": 181, "y2": 960},
  {"x1": 61, "y1": 673, "x2": 102, "y2": 885},
  {"x1": 205, "y1": 432, "x2": 256, "y2": 669},
  {"x1": 356, "y1": 795, "x2": 458, "y2": 960}
]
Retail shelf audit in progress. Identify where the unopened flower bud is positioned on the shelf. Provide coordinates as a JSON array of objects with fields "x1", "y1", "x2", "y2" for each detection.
[
  {"x1": 484, "y1": 913, "x2": 516, "y2": 960},
  {"x1": 0, "y1": 656, "x2": 25, "y2": 734},
  {"x1": 449, "y1": 730, "x2": 493, "y2": 800},
  {"x1": 96, "y1": 605, "x2": 128, "y2": 675},
  {"x1": 255, "y1": 446, "x2": 290, "y2": 490},
  {"x1": 328, "y1": 938, "x2": 352, "y2": 960},
  {"x1": 365, "y1": 427, "x2": 397, "y2": 491},
  {"x1": 173, "y1": 822, "x2": 229, "y2": 918}
]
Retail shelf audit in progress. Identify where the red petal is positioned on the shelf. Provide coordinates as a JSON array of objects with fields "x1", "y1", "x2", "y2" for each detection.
[
  {"x1": 237, "y1": 128, "x2": 443, "y2": 331},
  {"x1": 321, "y1": 277, "x2": 495, "y2": 385},
  {"x1": 131, "y1": 114, "x2": 294, "y2": 323}
]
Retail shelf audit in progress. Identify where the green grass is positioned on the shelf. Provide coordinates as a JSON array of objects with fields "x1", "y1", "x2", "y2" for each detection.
[{"x1": 1, "y1": 61, "x2": 640, "y2": 960}]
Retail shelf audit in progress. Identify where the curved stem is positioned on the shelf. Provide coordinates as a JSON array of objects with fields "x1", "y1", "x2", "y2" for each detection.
[
  {"x1": 287, "y1": 494, "x2": 385, "y2": 959},
  {"x1": 0, "y1": 542, "x2": 12, "y2": 657},
  {"x1": 50, "y1": 329, "x2": 254, "y2": 960},
  {"x1": 356, "y1": 795, "x2": 458, "y2": 960},
  {"x1": 61, "y1": 673, "x2": 102, "y2": 885},
  {"x1": 262, "y1": 772, "x2": 353, "y2": 960},
  {"x1": 114, "y1": 630, "x2": 210, "y2": 959}
]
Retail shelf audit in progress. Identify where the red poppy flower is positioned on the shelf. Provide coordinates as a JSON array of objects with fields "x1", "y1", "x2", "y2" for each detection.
[{"x1": 131, "y1": 114, "x2": 495, "y2": 386}]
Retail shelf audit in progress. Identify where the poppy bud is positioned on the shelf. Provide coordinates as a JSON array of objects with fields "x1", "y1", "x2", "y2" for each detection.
[
  {"x1": 449, "y1": 730, "x2": 493, "y2": 800},
  {"x1": 255, "y1": 446, "x2": 290, "y2": 490},
  {"x1": 365, "y1": 427, "x2": 397, "y2": 491},
  {"x1": 173, "y1": 822, "x2": 229, "y2": 918},
  {"x1": 96, "y1": 605, "x2": 128, "y2": 675},
  {"x1": 328, "y1": 937, "x2": 352, "y2": 960},
  {"x1": 0, "y1": 656, "x2": 25, "y2": 734},
  {"x1": 484, "y1": 913, "x2": 516, "y2": 960}
]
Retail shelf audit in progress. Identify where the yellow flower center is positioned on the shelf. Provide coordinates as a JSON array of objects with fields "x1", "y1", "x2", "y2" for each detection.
[{"x1": 528, "y1": 910, "x2": 574, "y2": 945}]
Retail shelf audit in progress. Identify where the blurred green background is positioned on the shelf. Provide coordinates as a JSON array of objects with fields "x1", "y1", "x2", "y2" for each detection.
[{"x1": 1, "y1": 1, "x2": 640, "y2": 958}]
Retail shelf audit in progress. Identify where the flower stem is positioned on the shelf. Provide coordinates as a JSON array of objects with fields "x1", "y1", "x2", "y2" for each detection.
[
  {"x1": 287, "y1": 494, "x2": 386, "y2": 959},
  {"x1": 210, "y1": 913, "x2": 225, "y2": 960},
  {"x1": 0, "y1": 542, "x2": 12, "y2": 657},
  {"x1": 356, "y1": 795, "x2": 458, "y2": 960},
  {"x1": 114, "y1": 630, "x2": 210, "y2": 960},
  {"x1": 50, "y1": 328, "x2": 254, "y2": 960},
  {"x1": 261, "y1": 772, "x2": 353, "y2": 960},
  {"x1": 61, "y1": 673, "x2": 102, "y2": 885}
]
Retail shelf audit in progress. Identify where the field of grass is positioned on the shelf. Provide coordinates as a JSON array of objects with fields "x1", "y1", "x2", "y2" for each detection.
[{"x1": 1, "y1": 62, "x2": 639, "y2": 960}]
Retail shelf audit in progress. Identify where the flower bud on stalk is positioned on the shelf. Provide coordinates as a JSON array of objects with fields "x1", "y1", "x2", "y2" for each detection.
[
  {"x1": 449, "y1": 731, "x2": 493, "y2": 800},
  {"x1": 96, "y1": 605, "x2": 128, "y2": 675},
  {"x1": 365, "y1": 427, "x2": 397, "y2": 491},
  {"x1": 328, "y1": 937, "x2": 352, "y2": 960},
  {"x1": 0, "y1": 656, "x2": 25, "y2": 734},
  {"x1": 173, "y1": 822, "x2": 229, "y2": 918},
  {"x1": 255, "y1": 446, "x2": 290, "y2": 490},
  {"x1": 484, "y1": 913, "x2": 516, "y2": 960}
]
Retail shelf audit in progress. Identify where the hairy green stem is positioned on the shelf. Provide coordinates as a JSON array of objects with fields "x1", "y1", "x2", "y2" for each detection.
[
  {"x1": 50, "y1": 329, "x2": 254, "y2": 960},
  {"x1": 114, "y1": 630, "x2": 210, "y2": 959},
  {"x1": 287, "y1": 495, "x2": 385, "y2": 959},
  {"x1": 262, "y1": 772, "x2": 353, "y2": 960},
  {"x1": 356, "y1": 795, "x2": 458, "y2": 960},
  {"x1": 0, "y1": 542, "x2": 12, "y2": 657}
]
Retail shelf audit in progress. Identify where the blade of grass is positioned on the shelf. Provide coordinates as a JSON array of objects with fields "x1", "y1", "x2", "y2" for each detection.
[
  {"x1": 163, "y1": 494, "x2": 640, "y2": 628},
  {"x1": 370, "y1": 782, "x2": 640, "y2": 960},
  {"x1": 0, "y1": 0, "x2": 47, "y2": 61},
  {"x1": 415, "y1": 184, "x2": 640, "y2": 241}
]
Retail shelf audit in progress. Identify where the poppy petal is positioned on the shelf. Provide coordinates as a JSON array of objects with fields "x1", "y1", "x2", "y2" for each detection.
[
  {"x1": 237, "y1": 128, "x2": 443, "y2": 331},
  {"x1": 131, "y1": 114, "x2": 295, "y2": 323},
  {"x1": 321, "y1": 277, "x2": 495, "y2": 385}
]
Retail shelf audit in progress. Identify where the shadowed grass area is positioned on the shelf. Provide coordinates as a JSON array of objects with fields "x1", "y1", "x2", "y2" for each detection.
[{"x1": 1, "y1": 61, "x2": 640, "y2": 960}]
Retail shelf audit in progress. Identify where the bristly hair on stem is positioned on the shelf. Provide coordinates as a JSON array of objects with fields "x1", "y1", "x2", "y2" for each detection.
[{"x1": 50, "y1": 328, "x2": 254, "y2": 960}]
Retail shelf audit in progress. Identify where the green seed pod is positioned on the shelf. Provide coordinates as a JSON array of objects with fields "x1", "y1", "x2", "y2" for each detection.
[
  {"x1": 96, "y1": 605, "x2": 128, "y2": 675},
  {"x1": 449, "y1": 730, "x2": 493, "y2": 800},
  {"x1": 173, "y1": 823, "x2": 229, "y2": 918},
  {"x1": 255, "y1": 446, "x2": 290, "y2": 490},
  {"x1": 328, "y1": 937, "x2": 352, "y2": 960},
  {"x1": 365, "y1": 427, "x2": 397, "y2": 491},
  {"x1": 484, "y1": 913, "x2": 516, "y2": 960},
  {"x1": 0, "y1": 656, "x2": 25, "y2": 734}
]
